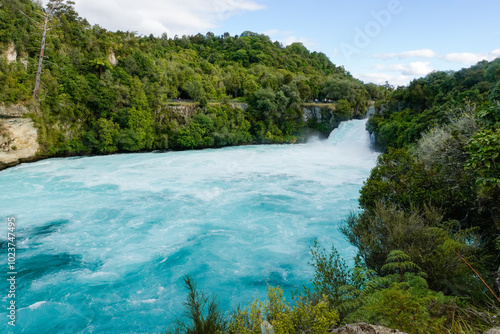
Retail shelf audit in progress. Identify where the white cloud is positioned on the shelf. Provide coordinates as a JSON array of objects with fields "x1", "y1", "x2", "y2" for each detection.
[
  {"x1": 263, "y1": 30, "x2": 315, "y2": 49},
  {"x1": 443, "y1": 52, "x2": 484, "y2": 64},
  {"x1": 376, "y1": 61, "x2": 434, "y2": 76},
  {"x1": 373, "y1": 48, "x2": 438, "y2": 59},
  {"x1": 443, "y1": 49, "x2": 500, "y2": 64},
  {"x1": 357, "y1": 61, "x2": 434, "y2": 86},
  {"x1": 356, "y1": 72, "x2": 412, "y2": 87},
  {"x1": 372, "y1": 48, "x2": 500, "y2": 67},
  {"x1": 70, "y1": 0, "x2": 265, "y2": 36}
]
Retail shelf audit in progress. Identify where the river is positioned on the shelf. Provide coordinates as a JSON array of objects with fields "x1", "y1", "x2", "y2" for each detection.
[{"x1": 0, "y1": 119, "x2": 379, "y2": 333}]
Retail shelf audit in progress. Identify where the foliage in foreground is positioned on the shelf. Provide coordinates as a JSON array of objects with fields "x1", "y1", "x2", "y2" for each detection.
[
  {"x1": 228, "y1": 284, "x2": 338, "y2": 334},
  {"x1": 167, "y1": 274, "x2": 339, "y2": 334},
  {"x1": 170, "y1": 242, "x2": 500, "y2": 334},
  {"x1": 361, "y1": 80, "x2": 500, "y2": 298},
  {"x1": 166, "y1": 275, "x2": 228, "y2": 334},
  {"x1": 350, "y1": 58, "x2": 500, "y2": 332},
  {"x1": 308, "y1": 245, "x2": 465, "y2": 334}
]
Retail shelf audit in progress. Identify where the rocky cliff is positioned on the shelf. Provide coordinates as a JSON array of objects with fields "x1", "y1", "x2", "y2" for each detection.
[
  {"x1": 0, "y1": 104, "x2": 39, "y2": 170},
  {"x1": 301, "y1": 103, "x2": 354, "y2": 136}
]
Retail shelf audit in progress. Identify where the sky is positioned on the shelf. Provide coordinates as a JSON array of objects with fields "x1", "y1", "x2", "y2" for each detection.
[{"x1": 60, "y1": 0, "x2": 500, "y2": 86}]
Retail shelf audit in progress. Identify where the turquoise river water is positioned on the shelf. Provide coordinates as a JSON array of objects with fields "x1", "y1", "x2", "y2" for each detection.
[{"x1": 0, "y1": 119, "x2": 379, "y2": 333}]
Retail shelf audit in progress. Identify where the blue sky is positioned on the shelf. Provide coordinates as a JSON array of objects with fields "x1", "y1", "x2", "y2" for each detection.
[{"x1": 67, "y1": 0, "x2": 500, "y2": 86}]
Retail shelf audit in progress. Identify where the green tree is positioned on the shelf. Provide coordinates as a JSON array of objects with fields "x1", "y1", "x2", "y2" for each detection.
[
  {"x1": 89, "y1": 57, "x2": 112, "y2": 78},
  {"x1": 121, "y1": 107, "x2": 154, "y2": 151},
  {"x1": 336, "y1": 99, "x2": 352, "y2": 117},
  {"x1": 166, "y1": 275, "x2": 227, "y2": 334},
  {"x1": 466, "y1": 128, "x2": 500, "y2": 191},
  {"x1": 95, "y1": 117, "x2": 119, "y2": 153},
  {"x1": 341, "y1": 202, "x2": 477, "y2": 294},
  {"x1": 183, "y1": 79, "x2": 206, "y2": 101},
  {"x1": 309, "y1": 240, "x2": 350, "y2": 309}
]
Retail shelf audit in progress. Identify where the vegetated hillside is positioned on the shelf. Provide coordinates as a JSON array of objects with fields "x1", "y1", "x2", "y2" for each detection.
[
  {"x1": 368, "y1": 59, "x2": 500, "y2": 149},
  {"x1": 361, "y1": 59, "x2": 500, "y2": 268},
  {"x1": 0, "y1": 0, "x2": 383, "y2": 161},
  {"x1": 342, "y1": 59, "x2": 500, "y2": 330}
]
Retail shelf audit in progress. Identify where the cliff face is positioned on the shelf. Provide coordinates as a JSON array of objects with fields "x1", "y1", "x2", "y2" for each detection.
[
  {"x1": 3, "y1": 42, "x2": 28, "y2": 68},
  {"x1": 302, "y1": 104, "x2": 337, "y2": 122},
  {"x1": 0, "y1": 103, "x2": 30, "y2": 117},
  {"x1": 301, "y1": 103, "x2": 352, "y2": 136},
  {"x1": 0, "y1": 104, "x2": 39, "y2": 169}
]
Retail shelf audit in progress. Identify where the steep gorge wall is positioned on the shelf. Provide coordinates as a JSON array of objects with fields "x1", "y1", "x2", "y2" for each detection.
[
  {"x1": 0, "y1": 104, "x2": 39, "y2": 169},
  {"x1": 302, "y1": 103, "x2": 356, "y2": 136}
]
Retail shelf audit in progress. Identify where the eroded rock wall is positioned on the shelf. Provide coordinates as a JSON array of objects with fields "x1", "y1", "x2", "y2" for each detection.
[{"x1": 0, "y1": 104, "x2": 39, "y2": 169}]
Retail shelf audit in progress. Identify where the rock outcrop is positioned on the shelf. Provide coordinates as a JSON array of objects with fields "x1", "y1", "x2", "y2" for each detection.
[
  {"x1": 4, "y1": 42, "x2": 17, "y2": 63},
  {"x1": 301, "y1": 103, "x2": 352, "y2": 136},
  {"x1": 108, "y1": 48, "x2": 118, "y2": 66},
  {"x1": 0, "y1": 103, "x2": 29, "y2": 117},
  {"x1": 230, "y1": 102, "x2": 248, "y2": 111},
  {"x1": 331, "y1": 323, "x2": 407, "y2": 334},
  {"x1": 485, "y1": 327, "x2": 500, "y2": 334},
  {"x1": 0, "y1": 104, "x2": 39, "y2": 170},
  {"x1": 302, "y1": 104, "x2": 337, "y2": 123}
]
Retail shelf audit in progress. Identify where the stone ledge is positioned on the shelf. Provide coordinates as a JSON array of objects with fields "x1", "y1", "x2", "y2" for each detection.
[{"x1": 0, "y1": 103, "x2": 29, "y2": 118}]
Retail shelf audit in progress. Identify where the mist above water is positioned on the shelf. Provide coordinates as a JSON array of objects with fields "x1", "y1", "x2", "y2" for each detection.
[{"x1": 0, "y1": 119, "x2": 379, "y2": 333}]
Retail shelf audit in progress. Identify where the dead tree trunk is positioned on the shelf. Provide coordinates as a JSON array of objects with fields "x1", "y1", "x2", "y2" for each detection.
[
  {"x1": 33, "y1": 13, "x2": 50, "y2": 99},
  {"x1": 23, "y1": 2, "x2": 62, "y2": 99},
  {"x1": 20, "y1": 1, "x2": 70, "y2": 99}
]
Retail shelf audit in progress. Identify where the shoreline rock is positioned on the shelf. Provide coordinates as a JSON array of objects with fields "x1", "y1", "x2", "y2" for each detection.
[
  {"x1": 0, "y1": 117, "x2": 39, "y2": 169},
  {"x1": 331, "y1": 323, "x2": 408, "y2": 334}
]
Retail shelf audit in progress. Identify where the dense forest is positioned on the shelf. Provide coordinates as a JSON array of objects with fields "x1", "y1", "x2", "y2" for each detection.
[
  {"x1": 340, "y1": 59, "x2": 500, "y2": 332},
  {"x1": 0, "y1": 0, "x2": 382, "y2": 160},
  {"x1": 1, "y1": 0, "x2": 499, "y2": 333}
]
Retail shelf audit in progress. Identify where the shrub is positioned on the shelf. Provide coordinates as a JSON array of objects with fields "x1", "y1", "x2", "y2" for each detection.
[
  {"x1": 228, "y1": 283, "x2": 339, "y2": 334},
  {"x1": 166, "y1": 275, "x2": 228, "y2": 334},
  {"x1": 341, "y1": 202, "x2": 478, "y2": 294}
]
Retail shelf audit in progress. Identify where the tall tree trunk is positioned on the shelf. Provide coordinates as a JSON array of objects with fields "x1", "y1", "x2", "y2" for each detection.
[{"x1": 33, "y1": 14, "x2": 49, "y2": 99}]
